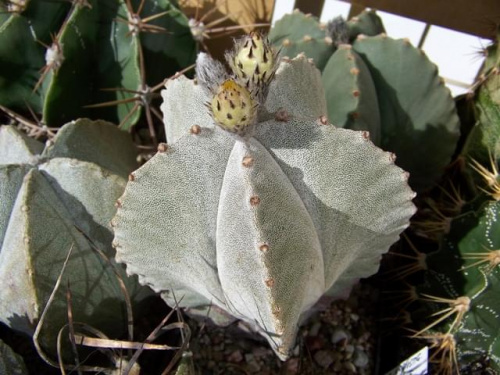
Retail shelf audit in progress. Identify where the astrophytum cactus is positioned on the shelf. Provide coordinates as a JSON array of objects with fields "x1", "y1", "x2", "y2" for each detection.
[
  {"x1": 112, "y1": 34, "x2": 416, "y2": 359},
  {"x1": 0, "y1": 119, "x2": 150, "y2": 357}
]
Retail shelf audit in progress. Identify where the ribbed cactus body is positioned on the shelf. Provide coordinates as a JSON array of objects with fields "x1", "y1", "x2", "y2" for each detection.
[
  {"x1": 271, "y1": 10, "x2": 461, "y2": 193},
  {"x1": 0, "y1": 120, "x2": 149, "y2": 357},
  {"x1": 113, "y1": 54, "x2": 416, "y2": 359}
]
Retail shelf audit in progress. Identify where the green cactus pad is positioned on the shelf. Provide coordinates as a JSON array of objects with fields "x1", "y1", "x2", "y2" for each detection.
[
  {"x1": 353, "y1": 35, "x2": 460, "y2": 192},
  {"x1": 0, "y1": 338, "x2": 28, "y2": 375},
  {"x1": 269, "y1": 10, "x2": 333, "y2": 70},
  {"x1": 0, "y1": 121, "x2": 148, "y2": 357},
  {"x1": 322, "y1": 45, "x2": 381, "y2": 145},
  {"x1": 347, "y1": 10, "x2": 386, "y2": 41}
]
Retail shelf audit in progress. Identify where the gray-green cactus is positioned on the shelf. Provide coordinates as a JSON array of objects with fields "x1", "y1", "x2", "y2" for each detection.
[
  {"x1": 270, "y1": 10, "x2": 461, "y2": 193},
  {"x1": 0, "y1": 119, "x2": 150, "y2": 358},
  {"x1": 112, "y1": 35, "x2": 416, "y2": 360},
  {"x1": 268, "y1": 9, "x2": 334, "y2": 71}
]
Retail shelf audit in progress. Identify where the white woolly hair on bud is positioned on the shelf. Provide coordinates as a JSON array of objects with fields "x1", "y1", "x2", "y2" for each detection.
[{"x1": 195, "y1": 52, "x2": 229, "y2": 94}]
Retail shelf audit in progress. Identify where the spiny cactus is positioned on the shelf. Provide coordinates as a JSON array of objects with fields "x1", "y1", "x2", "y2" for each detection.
[
  {"x1": 459, "y1": 35, "x2": 500, "y2": 191},
  {"x1": 0, "y1": 0, "x2": 196, "y2": 131},
  {"x1": 0, "y1": 120, "x2": 150, "y2": 358},
  {"x1": 410, "y1": 195, "x2": 500, "y2": 373},
  {"x1": 394, "y1": 35, "x2": 500, "y2": 373},
  {"x1": 270, "y1": 9, "x2": 461, "y2": 193},
  {"x1": 112, "y1": 33, "x2": 416, "y2": 360}
]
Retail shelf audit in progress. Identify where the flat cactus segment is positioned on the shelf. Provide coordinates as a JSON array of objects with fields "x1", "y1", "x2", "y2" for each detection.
[
  {"x1": 42, "y1": 119, "x2": 138, "y2": 178},
  {"x1": 41, "y1": 0, "x2": 99, "y2": 127},
  {"x1": 0, "y1": 126, "x2": 43, "y2": 165},
  {"x1": 255, "y1": 120, "x2": 416, "y2": 295},
  {"x1": 265, "y1": 56, "x2": 327, "y2": 119},
  {"x1": 269, "y1": 11, "x2": 333, "y2": 70},
  {"x1": 353, "y1": 35, "x2": 460, "y2": 192},
  {"x1": 161, "y1": 76, "x2": 214, "y2": 144},
  {"x1": 0, "y1": 165, "x2": 138, "y2": 352},
  {"x1": 322, "y1": 46, "x2": 381, "y2": 145},
  {"x1": 113, "y1": 128, "x2": 235, "y2": 311},
  {"x1": 216, "y1": 138, "x2": 324, "y2": 359},
  {"x1": 0, "y1": 165, "x2": 30, "y2": 253},
  {"x1": 347, "y1": 10, "x2": 385, "y2": 41},
  {"x1": 0, "y1": 338, "x2": 28, "y2": 375}
]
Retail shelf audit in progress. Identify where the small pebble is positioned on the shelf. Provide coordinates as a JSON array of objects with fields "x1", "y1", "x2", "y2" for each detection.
[
  {"x1": 332, "y1": 327, "x2": 350, "y2": 344},
  {"x1": 226, "y1": 350, "x2": 243, "y2": 363},
  {"x1": 353, "y1": 349, "x2": 369, "y2": 368},
  {"x1": 314, "y1": 350, "x2": 334, "y2": 368}
]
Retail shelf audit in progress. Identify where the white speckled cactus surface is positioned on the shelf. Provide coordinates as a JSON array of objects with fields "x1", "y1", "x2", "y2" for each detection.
[{"x1": 112, "y1": 33, "x2": 416, "y2": 359}]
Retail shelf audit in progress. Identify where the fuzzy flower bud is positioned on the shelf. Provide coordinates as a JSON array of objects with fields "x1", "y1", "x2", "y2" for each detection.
[
  {"x1": 209, "y1": 80, "x2": 257, "y2": 136},
  {"x1": 226, "y1": 32, "x2": 278, "y2": 103}
]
